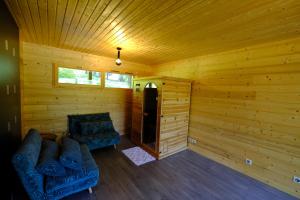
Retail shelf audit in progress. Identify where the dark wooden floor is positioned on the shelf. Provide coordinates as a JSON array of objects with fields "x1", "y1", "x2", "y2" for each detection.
[{"x1": 64, "y1": 136, "x2": 297, "y2": 200}]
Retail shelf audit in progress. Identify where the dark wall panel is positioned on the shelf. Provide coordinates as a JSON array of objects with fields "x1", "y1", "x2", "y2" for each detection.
[{"x1": 0, "y1": 1, "x2": 21, "y2": 199}]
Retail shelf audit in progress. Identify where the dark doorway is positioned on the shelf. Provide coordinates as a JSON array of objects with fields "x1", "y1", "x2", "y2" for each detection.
[{"x1": 142, "y1": 83, "x2": 158, "y2": 151}]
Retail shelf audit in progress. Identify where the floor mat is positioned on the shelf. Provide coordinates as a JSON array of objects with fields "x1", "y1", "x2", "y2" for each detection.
[{"x1": 122, "y1": 146, "x2": 156, "y2": 166}]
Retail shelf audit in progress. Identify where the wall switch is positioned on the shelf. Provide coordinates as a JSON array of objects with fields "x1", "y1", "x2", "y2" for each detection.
[
  {"x1": 245, "y1": 158, "x2": 253, "y2": 166},
  {"x1": 7, "y1": 122, "x2": 11, "y2": 132},
  {"x1": 6, "y1": 85, "x2": 10, "y2": 95},
  {"x1": 293, "y1": 176, "x2": 300, "y2": 184},
  {"x1": 5, "y1": 40, "x2": 8, "y2": 50}
]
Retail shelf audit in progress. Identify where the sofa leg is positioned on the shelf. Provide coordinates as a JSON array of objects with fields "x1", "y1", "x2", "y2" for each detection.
[
  {"x1": 114, "y1": 144, "x2": 117, "y2": 149},
  {"x1": 88, "y1": 187, "x2": 93, "y2": 194}
]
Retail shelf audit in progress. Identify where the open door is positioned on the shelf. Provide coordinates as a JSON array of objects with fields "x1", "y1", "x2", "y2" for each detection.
[{"x1": 142, "y1": 83, "x2": 158, "y2": 152}]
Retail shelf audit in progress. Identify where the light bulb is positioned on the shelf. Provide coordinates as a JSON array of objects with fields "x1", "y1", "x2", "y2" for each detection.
[{"x1": 116, "y1": 58, "x2": 122, "y2": 65}]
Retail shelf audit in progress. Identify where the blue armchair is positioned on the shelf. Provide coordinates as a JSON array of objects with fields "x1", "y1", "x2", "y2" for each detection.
[
  {"x1": 68, "y1": 112, "x2": 120, "y2": 151},
  {"x1": 12, "y1": 129, "x2": 99, "y2": 200}
]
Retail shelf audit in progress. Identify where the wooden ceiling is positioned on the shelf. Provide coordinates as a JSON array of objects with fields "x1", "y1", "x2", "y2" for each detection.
[{"x1": 5, "y1": 0, "x2": 300, "y2": 65}]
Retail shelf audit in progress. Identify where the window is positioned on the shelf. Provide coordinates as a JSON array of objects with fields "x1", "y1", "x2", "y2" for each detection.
[
  {"x1": 105, "y1": 72, "x2": 132, "y2": 88},
  {"x1": 57, "y1": 67, "x2": 101, "y2": 86},
  {"x1": 145, "y1": 82, "x2": 157, "y2": 88}
]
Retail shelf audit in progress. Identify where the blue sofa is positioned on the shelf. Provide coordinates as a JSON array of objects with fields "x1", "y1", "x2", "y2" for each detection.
[
  {"x1": 12, "y1": 129, "x2": 99, "y2": 200},
  {"x1": 68, "y1": 112, "x2": 120, "y2": 151}
]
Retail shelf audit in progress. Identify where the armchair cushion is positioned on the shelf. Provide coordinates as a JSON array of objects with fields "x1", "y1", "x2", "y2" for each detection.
[
  {"x1": 36, "y1": 140, "x2": 66, "y2": 176},
  {"x1": 60, "y1": 137, "x2": 82, "y2": 170}
]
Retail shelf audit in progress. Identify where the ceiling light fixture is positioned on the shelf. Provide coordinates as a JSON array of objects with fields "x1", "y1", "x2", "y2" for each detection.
[{"x1": 115, "y1": 47, "x2": 122, "y2": 66}]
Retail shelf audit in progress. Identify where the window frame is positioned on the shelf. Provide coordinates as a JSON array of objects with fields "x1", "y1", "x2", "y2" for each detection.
[
  {"x1": 104, "y1": 71, "x2": 133, "y2": 89},
  {"x1": 53, "y1": 64, "x2": 102, "y2": 88},
  {"x1": 53, "y1": 64, "x2": 134, "y2": 90}
]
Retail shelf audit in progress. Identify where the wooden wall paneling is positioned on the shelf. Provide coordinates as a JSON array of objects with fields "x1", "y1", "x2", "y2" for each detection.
[
  {"x1": 20, "y1": 42, "x2": 152, "y2": 138},
  {"x1": 159, "y1": 80, "x2": 191, "y2": 159},
  {"x1": 152, "y1": 37, "x2": 300, "y2": 198}
]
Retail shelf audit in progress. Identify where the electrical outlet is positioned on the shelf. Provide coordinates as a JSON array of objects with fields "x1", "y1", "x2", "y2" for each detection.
[
  {"x1": 188, "y1": 137, "x2": 197, "y2": 144},
  {"x1": 293, "y1": 176, "x2": 300, "y2": 184},
  {"x1": 245, "y1": 158, "x2": 252, "y2": 166}
]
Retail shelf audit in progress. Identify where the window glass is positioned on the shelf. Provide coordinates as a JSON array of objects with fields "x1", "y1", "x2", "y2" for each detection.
[
  {"x1": 105, "y1": 72, "x2": 132, "y2": 88},
  {"x1": 145, "y1": 82, "x2": 157, "y2": 88},
  {"x1": 58, "y1": 67, "x2": 101, "y2": 86}
]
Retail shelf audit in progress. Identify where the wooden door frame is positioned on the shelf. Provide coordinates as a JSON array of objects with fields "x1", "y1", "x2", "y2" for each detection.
[{"x1": 140, "y1": 80, "x2": 161, "y2": 158}]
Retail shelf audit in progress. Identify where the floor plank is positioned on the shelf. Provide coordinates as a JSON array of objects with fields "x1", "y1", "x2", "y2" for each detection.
[{"x1": 64, "y1": 135, "x2": 297, "y2": 200}]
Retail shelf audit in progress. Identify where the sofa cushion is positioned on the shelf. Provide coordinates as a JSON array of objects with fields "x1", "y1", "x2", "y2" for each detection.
[
  {"x1": 101, "y1": 120, "x2": 115, "y2": 132},
  {"x1": 72, "y1": 131, "x2": 120, "y2": 150},
  {"x1": 36, "y1": 140, "x2": 66, "y2": 176},
  {"x1": 46, "y1": 145, "x2": 99, "y2": 198},
  {"x1": 11, "y1": 129, "x2": 46, "y2": 199},
  {"x1": 80, "y1": 120, "x2": 115, "y2": 135},
  {"x1": 68, "y1": 112, "x2": 111, "y2": 135},
  {"x1": 80, "y1": 121, "x2": 102, "y2": 135},
  {"x1": 60, "y1": 137, "x2": 82, "y2": 170}
]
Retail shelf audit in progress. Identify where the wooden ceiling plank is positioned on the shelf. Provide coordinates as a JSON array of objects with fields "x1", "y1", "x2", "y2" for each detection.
[
  {"x1": 15, "y1": 0, "x2": 40, "y2": 42},
  {"x1": 72, "y1": 0, "x2": 125, "y2": 51},
  {"x1": 26, "y1": 0, "x2": 44, "y2": 44},
  {"x1": 54, "y1": 0, "x2": 69, "y2": 46},
  {"x1": 37, "y1": 0, "x2": 49, "y2": 44},
  {"x1": 47, "y1": 0, "x2": 58, "y2": 45},
  {"x1": 123, "y1": 0, "x2": 296, "y2": 63},
  {"x1": 154, "y1": 1, "x2": 299, "y2": 53},
  {"x1": 68, "y1": 0, "x2": 111, "y2": 49},
  {"x1": 117, "y1": 0, "x2": 274, "y2": 51},
  {"x1": 6, "y1": 0, "x2": 300, "y2": 64},
  {"x1": 86, "y1": 0, "x2": 187, "y2": 57},
  {"x1": 82, "y1": 0, "x2": 146, "y2": 52},
  {"x1": 102, "y1": 0, "x2": 185, "y2": 50},
  {"x1": 85, "y1": 0, "x2": 159, "y2": 53},
  {"x1": 135, "y1": 0, "x2": 266, "y2": 46},
  {"x1": 5, "y1": 0, "x2": 33, "y2": 41},
  {"x1": 58, "y1": 0, "x2": 79, "y2": 47},
  {"x1": 61, "y1": 0, "x2": 89, "y2": 46}
]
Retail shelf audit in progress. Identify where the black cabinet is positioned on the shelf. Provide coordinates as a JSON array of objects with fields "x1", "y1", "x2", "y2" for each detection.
[{"x1": 0, "y1": 1, "x2": 21, "y2": 199}]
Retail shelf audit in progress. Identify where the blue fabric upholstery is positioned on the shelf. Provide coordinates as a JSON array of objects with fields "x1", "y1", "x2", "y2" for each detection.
[
  {"x1": 80, "y1": 121, "x2": 102, "y2": 135},
  {"x1": 68, "y1": 113, "x2": 120, "y2": 151},
  {"x1": 68, "y1": 112, "x2": 111, "y2": 135},
  {"x1": 73, "y1": 131, "x2": 120, "y2": 150},
  {"x1": 12, "y1": 129, "x2": 99, "y2": 200},
  {"x1": 36, "y1": 140, "x2": 66, "y2": 177},
  {"x1": 101, "y1": 120, "x2": 115, "y2": 132},
  {"x1": 46, "y1": 145, "x2": 99, "y2": 199},
  {"x1": 11, "y1": 129, "x2": 46, "y2": 200},
  {"x1": 60, "y1": 137, "x2": 82, "y2": 170}
]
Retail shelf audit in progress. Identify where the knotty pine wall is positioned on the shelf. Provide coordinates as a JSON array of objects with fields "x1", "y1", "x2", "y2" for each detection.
[
  {"x1": 153, "y1": 37, "x2": 300, "y2": 197},
  {"x1": 21, "y1": 42, "x2": 152, "y2": 138}
]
